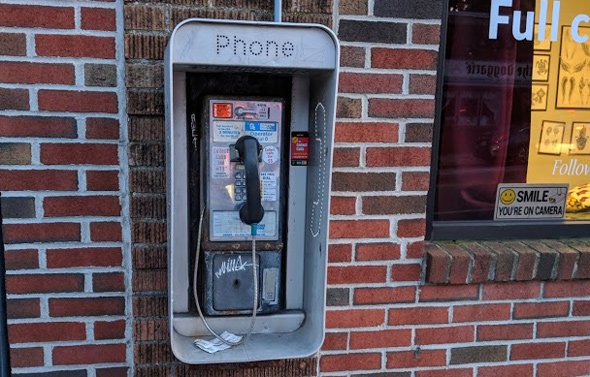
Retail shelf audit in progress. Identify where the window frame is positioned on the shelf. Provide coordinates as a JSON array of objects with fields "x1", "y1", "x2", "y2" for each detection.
[{"x1": 426, "y1": 0, "x2": 590, "y2": 241}]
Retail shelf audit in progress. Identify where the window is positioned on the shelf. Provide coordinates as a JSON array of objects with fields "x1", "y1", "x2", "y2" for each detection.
[{"x1": 428, "y1": 0, "x2": 590, "y2": 239}]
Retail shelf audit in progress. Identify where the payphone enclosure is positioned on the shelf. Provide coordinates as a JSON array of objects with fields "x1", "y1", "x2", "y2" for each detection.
[{"x1": 165, "y1": 19, "x2": 339, "y2": 364}]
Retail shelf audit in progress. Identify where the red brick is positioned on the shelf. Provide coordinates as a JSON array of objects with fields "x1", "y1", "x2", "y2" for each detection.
[
  {"x1": 340, "y1": 46, "x2": 365, "y2": 68},
  {"x1": 388, "y1": 307, "x2": 448, "y2": 325},
  {"x1": 391, "y1": 263, "x2": 421, "y2": 281},
  {"x1": 329, "y1": 220, "x2": 389, "y2": 239},
  {"x1": 397, "y1": 219, "x2": 425, "y2": 238},
  {"x1": 0, "y1": 33, "x2": 26, "y2": 56},
  {"x1": 10, "y1": 347, "x2": 44, "y2": 368},
  {"x1": 0, "y1": 4, "x2": 74, "y2": 28},
  {"x1": 482, "y1": 281, "x2": 541, "y2": 300},
  {"x1": 387, "y1": 350, "x2": 446, "y2": 369},
  {"x1": 0, "y1": 170, "x2": 77, "y2": 191},
  {"x1": 4, "y1": 223, "x2": 80, "y2": 244},
  {"x1": 6, "y1": 274, "x2": 83, "y2": 294},
  {"x1": 569, "y1": 339, "x2": 590, "y2": 357},
  {"x1": 47, "y1": 247, "x2": 122, "y2": 268},
  {"x1": 538, "y1": 361, "x2": 590, "y2": 377},
  {"x1": 90, "y1": 221, "x2": 123, "y2": 242},
  {"x1": 86, "y1": 117, "x2": 120, "y2": 140},
  {"x1": 0, "y1": 88, "x2": 28, "y2": 110},
  {"x1": 511, "y1": 342, "x2": 565, "y2": 360},
  {"x1": 416, "y1": 369, "x2": 472, "y2": 377},
  {"x1": 366, "y1": 147, "x2": 431, "y2": 167},
  {"x1": 0, "y1": 116, "x2": 77, "y2": 138},
  {"x1": 320, "y1": 353, "x2": 381, "y2": 372},
  {"x1": 354, "y1": 287, "x2": 415, "y2": 305},
  {"x1": 509, "y1": 242, "x2": 538, "y2": 281},
  {"x1": 537, "y1": 321, "x2": 590, "y2": 338},
  {"x1": 425, "y1": 244, "x2": 450, "y2": 284},
  {"x1": 49, "y1": 297, "x2": 125, "y2": 317},
  {"x1": 330, "y1": 196, "x2": 356, "y2": 215},
  {"x1": 44, "y1": 196, "x2": 120, "y2": 217},
  {"x1": 41, "y1": 143, "x2": 118, "y2": 165},
  {"x1": 573, "y1": 300, "x2": 590, "y2": 316},
  {"x1": 328, "y1": 265, "x2": 387, "y2": 284},
  {"x1": 372, "y1": 48, "x2": 438, "y2": 70},
  {"x1": 461, "y1": 243, "x2": 492, "y2": 284},
  {"x1": 350, "y1": 329, "x2": 411, "y2": 349},
  {"x1": 478, "y1": 364, "x2": 533, "y2": 377},
  {"x1": 544, "y1": 281, "x2": 590, "y2": 298},
  {"x1": 82, "y1": 7, "x2": 116, "y2": 31},
  {"x1": 4, "y1": 249, "x2": 38, "y2": 270},
  {"x1": 477, "y1": 323, "x2": 534, "y2": 341},
  {"x1": 9, "y1": 322, "x2": 85, "y2": 343},
  {"x1": 419, "y1": 285, "x2": 478, "y2": 302},
  {"x1": 363, "y1": 195, "x2": 425, "y2": 215},
  {"x1": 333, "y1": 172, "x2": 396, "y2": 192},
  {"x1": 339, "y1": 73, "x2": 403, "y2": 94},
  {"x1": 410, "y1": 74, "x2": 437, "y2": 95},
  {"x1": 412, "y1": 24, "x2": 441, "y2": 45},
  {"x1": 36, "y1": 35, "x2": 115, "y2": 59},
  {"x1": 328, "y1": 244, "x2": 352, "y2": 263},
  {"x1": 332, "y1": 147, "x2": 359, "y2": 167},
  {"x1": 514, "y1": 301, "x2": 569, "y2": 319},
  {"x1": 7, "y1": 298, "x2": 40, "y2": 319},
  {"x1": 356, "y1": 243, "x2": 400, "y2": 261},
  {"x1": 0, "y1": 62, "x2": 74, "y2": 84},
  {"x1": 96, "y1": 368, "x2": 127, "y2": 377},
  {"x1": 322, "y1": 332, "x2": 348, "y2": 350},
  {"x1": 95, "y1": 320, "x2": 125, "y2": 340},
  {"x1": 326, "y1": 309, "x2": 384, "y2": 328},
  {"x1": 38, "y1": 90, "x2": 118, "y2": 113},
  {"x1": 369, "y1": 98, "x2": 435, "y2": 118},
  {"x1": 53, "y1": 344, "x2": 126, "y2": 365},
  {"x1": 416, "y1": 325, "x2": 474, "y2": 345},
  {"x1": 335, "y1": 122, "x2": 399, "y2": 143},
  {"x1": 87, "y1": 171, "x2": 119, "y2": 191},
  {"x1": 93, "y1": 272, "x2": 125, "y2": 292},
  {"x1": 407, "y1": 241, "x2": 425, "y2": 258},
  {"x1": 453, "y1": 303, "x2": 511, "y2": 323},
  {"x1": 401, "y1": 172, "x2": 430, "y2": 191}
]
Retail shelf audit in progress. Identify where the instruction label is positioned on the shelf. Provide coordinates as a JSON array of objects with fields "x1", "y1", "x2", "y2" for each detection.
[
  {"x1": 212, "y1": 211, "x2": 277, "y2": 238},
  {"x1": 494, "y1": 184, "x2": 568, "y2": 220},
  {"x1": 213, "y1": 121, "x2": 278, "y2": 143},
  {"x1": 261, "y1": 172, "x2": 277, "y2": 202},
  {"x1": 211, "y1": 147, "x2": 230, "y2": 178}
]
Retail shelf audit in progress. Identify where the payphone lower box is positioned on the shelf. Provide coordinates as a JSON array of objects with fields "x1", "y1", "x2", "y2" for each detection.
[{"x1": 202, "y1": 250, "x2": 281, "y2": 316}]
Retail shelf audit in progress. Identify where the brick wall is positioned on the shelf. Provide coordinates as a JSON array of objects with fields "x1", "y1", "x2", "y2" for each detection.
[
  {"x1": 0, "y1": 1, "x2": 129, "y2": 376},
  {"x1": 322, "y1": 1, "x2": 590, "y2": 376},
  {"x1": 2, "y1": 0, "x2": 590, "y2": 377}
]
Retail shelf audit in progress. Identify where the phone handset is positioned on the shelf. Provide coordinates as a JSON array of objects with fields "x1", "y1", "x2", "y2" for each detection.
[{"x1": 233, "y1": 135, "x2": 264, "y2": 226}]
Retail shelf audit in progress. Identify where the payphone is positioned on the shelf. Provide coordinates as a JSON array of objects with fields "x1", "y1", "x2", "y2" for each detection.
[
  {"x1": 165, "y1": 19, "x2": 339, "y2": 364},
  {"x1": 200, "y1": 97, "x2": 284, "y2": 316}
]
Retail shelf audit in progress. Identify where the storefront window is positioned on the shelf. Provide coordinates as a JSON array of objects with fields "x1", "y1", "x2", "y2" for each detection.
[{"x1": 430, "y1": 0, "x2": 590, "y2": 237}]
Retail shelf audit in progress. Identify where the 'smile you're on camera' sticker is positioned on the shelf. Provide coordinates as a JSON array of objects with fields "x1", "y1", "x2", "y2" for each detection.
[{"x1": 494, "y1": 184, "x2": 568, "y2": 220}]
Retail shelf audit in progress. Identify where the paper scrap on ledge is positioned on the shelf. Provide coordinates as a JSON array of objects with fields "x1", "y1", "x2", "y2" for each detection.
[{"x1": 193, "y1": 331, "x2": 243, "y2": 354}]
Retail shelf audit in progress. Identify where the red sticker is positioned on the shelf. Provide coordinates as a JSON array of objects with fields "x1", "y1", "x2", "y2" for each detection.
[{"x1": 291, "y1": 132, "x2": 309, "y2": 166}]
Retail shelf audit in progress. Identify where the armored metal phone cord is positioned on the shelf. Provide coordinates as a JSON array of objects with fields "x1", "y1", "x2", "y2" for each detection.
[{"x1": 193, "y1": 206, "x2": 259, "y2": 347}]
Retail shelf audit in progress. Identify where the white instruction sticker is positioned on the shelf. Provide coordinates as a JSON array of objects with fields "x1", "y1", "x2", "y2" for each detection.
[
  {"x1": 262, "y1": 146, "x2": 279, "y2": 165},
  {"x1": 212, "y1": 211, "x2": 277, "y2": 238},
  {"x1": 260, "y1": 172, "x2": 277, "y2": 202},
  {"x1": 211, "y1": 147, "x2": 230, "y2": 178},
  {"x1": 213, "y1": 121, "x2": 278, "y2": 143}
]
